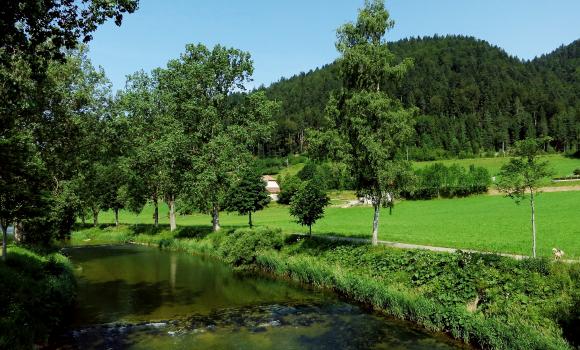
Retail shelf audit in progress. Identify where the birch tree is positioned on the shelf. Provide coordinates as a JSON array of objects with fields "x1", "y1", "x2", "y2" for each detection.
[
  {"x1": 497, "y1": 137, "x2": 553, "y2": 257},
  {"x1": 326, "y1": 0, "x2": 416, "y2": 245}
]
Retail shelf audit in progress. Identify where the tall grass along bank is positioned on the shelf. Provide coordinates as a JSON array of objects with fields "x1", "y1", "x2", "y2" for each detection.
[
  {"x1": 0, "y1": 246, "x2": 76, "y2": 349},
  {"x1": 72, "y1": 225, "x2": 580, "y2": 349}
]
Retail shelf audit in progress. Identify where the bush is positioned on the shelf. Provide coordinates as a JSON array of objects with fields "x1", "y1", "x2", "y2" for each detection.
[
  {"x1": 574, "y1": 168, "x2": 580, "y2": 176},
  {"x1": 406, "y1": 163, "x2": 491, "y2": 199},
  {"x1": 277, "y1": 176, "x2": 302, "y2": 204},
  {"x1": 0, "y1": 247, "x2": 76, "y2": 348},
  {"x1": 219, "y1": 227, "x2": 284, "y2": 266}
]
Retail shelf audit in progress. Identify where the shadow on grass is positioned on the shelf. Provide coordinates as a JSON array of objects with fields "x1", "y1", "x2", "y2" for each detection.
[
  {"x1": 313, "y1": 231, "x2": 371, "y2": 240},
  {"x1": 174, "y1": 226, "x2": 213, "y2": 239},
  {"x1": 285, "y1": 233, "x2": 365, "y2": 255},
  {"x1": 564, "y1": 150, "x2": 580, "y2": 159},
  {"x1": 73, "y1": 223, "x2": 118, "y2": 231}
]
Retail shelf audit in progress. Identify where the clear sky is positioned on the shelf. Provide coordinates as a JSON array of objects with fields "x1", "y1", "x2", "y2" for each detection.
[{"x1": 86, "y1": 0, "x2": 580, "y2": 92}]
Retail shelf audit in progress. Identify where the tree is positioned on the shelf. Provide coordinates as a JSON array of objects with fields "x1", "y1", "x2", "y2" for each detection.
[
  {"x1": 226, "y1": 167, "x2": 271, "y2": 228},
  {"x1": 189, "y1": 136, "x2": 251, "y2": 231},
  {"x1": 0, "y1": 1, "x2": 137, "y2": 246},
  {"x1": 160, "y1": 43, "x2": 278, "y2": 231},
  {"x1": 326, "y1": 0, "x2": 416, "y2": 245},
  {"x1": 496, "y1": 137, "x2": 554, "y2": 257},
  {"x1": 0, "y1": 131, "x2": 46, "y2": 259},
  {"x1": 289, "y1": 180, "x2": 330, "y2": 235},
  {"x1": 1, "y1": 0, "x2": 138, "y2": 66},
  {"x1": 277, "y1": 176, "x2": 302, "y2": 205}
]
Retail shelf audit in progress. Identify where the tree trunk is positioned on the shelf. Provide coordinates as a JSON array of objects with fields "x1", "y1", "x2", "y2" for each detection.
[
  {"x1": 92, "y1": 208, "x2": 99, "y2": 227},
  {"x1": 212, "y1": 206, "x2": 220, "y2": 231},
  {"x1": 530, "y1": 189, "x2": 537, "y2": 258},
  {"x1": 114, "y1": 207, "x2": 119, "y2": 227},
  {"x1": 248, "y1": 212, "x2": 253, "y2": 228},
  {"x1": 309, "y1": 224, "x2": 312, "y2": 236},
  {"x1": 14, "y1": 222, "x2": 23, "y2": 243},
  {"x1": 81, "y1": 214, "x2": 86, "y2": 226},
  {"x1": 1, "y1": 221, "x2": 7, "y2": 262},
  {"x1": 372, "y1": 203, "x2": 380, "y2": 246},
  {"x1": 153, "y1": 197, "x2": 159, "y2": 227},
  {"x1": 169, "y1": 197, "x2": 176, "y2": 232}
]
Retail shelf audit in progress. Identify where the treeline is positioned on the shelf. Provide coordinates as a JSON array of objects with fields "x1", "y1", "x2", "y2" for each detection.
[
  {"x1": 259, "y1": 36, "x2": 580, "y2": 158},
  {"x1": 404, "y1": 164, "x2": 491, "y2": 199},
  {"x1": 2, "y1": 39, "x2": 279, "y2": 245},
  {"x1": 277, "y1": 161, "x2": 491, "y2": 202}
]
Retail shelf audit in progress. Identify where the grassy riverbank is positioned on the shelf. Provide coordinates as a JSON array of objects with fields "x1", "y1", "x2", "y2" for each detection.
[
  {"x1": 72, "y1": 225, "x2": 580, "y2": 349},
  {"x1": 93, "y1": 190, "x2": 580, "y2": 258},
  {"x1": 0, "y1": 246, "x2": 76, "y2": 348}
]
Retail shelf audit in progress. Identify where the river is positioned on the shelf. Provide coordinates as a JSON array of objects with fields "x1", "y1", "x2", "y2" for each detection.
[{"x1": 52, "y1": 245, "x2": 464, "y2": 349}]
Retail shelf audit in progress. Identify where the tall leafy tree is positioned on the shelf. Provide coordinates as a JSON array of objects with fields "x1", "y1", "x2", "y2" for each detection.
[
  {"x1": 226, "y1": 167, "x2": 271, "y2": 228},
  {"x1": 326, "y1": 0, "x2": 416, "y2": 245},
  {"x1": 0, "y1": 0, "x2": 137, "y2": 245},
  {"x1": 289, "y1": 180, "x2": 330, "y2": 235},
  {"x1": 497, "y1": 138, "x2": 554, "y2": 257},
  {"x1": 162, "y1": 44, "x2": 278, "y2": 231}
]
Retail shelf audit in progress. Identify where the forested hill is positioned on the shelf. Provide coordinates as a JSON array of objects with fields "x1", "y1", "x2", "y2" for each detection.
[{"x1": 259, "y1": 35, "x2": 580, "y2": 159}]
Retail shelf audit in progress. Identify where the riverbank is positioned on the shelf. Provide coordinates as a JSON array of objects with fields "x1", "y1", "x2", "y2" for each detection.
[
  {"x1": 72, "y1": 225, "x2": 580, "y2": 349},
  {"x1": 90, "y1": 190, "x2": 580, "y2": 258},
  {"x1": 0, "y1": 246, "x2": 76, "y2": 348}
]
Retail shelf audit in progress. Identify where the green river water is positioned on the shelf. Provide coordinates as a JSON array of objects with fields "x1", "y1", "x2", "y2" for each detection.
[{"x1": 53, "y1": 245, "x2": 464, "y2": 349}]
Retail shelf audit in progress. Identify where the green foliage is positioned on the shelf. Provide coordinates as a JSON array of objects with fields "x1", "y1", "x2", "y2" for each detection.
[
  {"x1": 226, "y1": 167, "x2": 271, "y2": 227},
  {"x1": 219, "y1": 227, "x2": 284, "y2": 266},
  {"x1": 327, "y1": 0, "x2": 417, "y2": 245},
  {"x1": 277, "y1": 175, "x2": 302, "y2": 204},
  {"x1": 573, "y1": 168, "x2": 580, "y2": 176},
  {"x1": 0, "y1": 247, "x2": 76, "y2": 349},
  {"x1": 296, "y1": 161, "x2": 318, "y2": 181},
  {"x1": 406, "y1": 163, "x2": 491, "y2": 199},
  {"x1": 260, "y1": 36, "x2": 580, "y2": 157},
  {"x1": 289, "y1": 180, "x2": 330, "y2": 234},
  {"x1": 72, "y1": 224, "x2": 580, "y2": 348}
]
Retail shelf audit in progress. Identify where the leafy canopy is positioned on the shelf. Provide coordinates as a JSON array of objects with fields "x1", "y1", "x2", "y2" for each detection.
[
  {"x1": 290, "y1": 180, "x2": 330, "y2": 232},
  {"x1": 497, "y1": 138, "x2": 554, "y2": 202}
]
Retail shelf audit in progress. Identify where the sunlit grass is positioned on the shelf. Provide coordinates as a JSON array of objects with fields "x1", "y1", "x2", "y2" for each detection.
[{"x1": 92, "y1": 190, "x2": 580, "y2": 258}]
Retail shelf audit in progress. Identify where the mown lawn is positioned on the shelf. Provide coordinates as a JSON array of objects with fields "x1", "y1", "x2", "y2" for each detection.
[
  {"x1": 414, "y1": 154, "x2": 580, "y2": 177},
  {"x1": 95, "y1": 190, "x2": 580, "y2": 258}
]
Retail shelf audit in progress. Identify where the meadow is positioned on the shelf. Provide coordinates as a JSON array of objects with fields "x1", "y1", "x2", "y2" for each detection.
[
  {"x1": 95, "y1": 190, "x2": 580, "y2": 258},
  {"x1": 413, "y1": 154, "x2": 580, "y2": 177}
]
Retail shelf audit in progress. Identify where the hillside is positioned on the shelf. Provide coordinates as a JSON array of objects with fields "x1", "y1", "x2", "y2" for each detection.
[{"x1": 260, "y1": 36, "x2": 580, "y2": 159}]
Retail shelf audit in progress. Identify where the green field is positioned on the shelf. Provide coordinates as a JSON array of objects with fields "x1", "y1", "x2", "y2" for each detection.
[
  {"x1": 414, "y1": 154, "x2": 580, "y2": 177},
  {"x1": 95, "y1": 190, "x2": 580, "y2": 258}
]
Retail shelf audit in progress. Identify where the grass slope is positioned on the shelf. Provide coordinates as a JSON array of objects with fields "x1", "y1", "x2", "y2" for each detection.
[{"x1": 94, "y1": 191, "x2": 580, "y2": 258}]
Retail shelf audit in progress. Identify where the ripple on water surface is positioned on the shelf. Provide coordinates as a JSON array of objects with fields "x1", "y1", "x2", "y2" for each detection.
[{"x1": 56, "y1": 245, "x2": 465, "y2": 349}]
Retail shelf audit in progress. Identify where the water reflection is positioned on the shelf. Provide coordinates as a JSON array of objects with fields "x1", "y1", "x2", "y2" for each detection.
[{"x1": 57, "y1": 245, "x2": 464, "y2": 349}]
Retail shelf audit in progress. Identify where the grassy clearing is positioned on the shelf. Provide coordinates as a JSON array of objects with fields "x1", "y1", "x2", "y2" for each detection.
[
  {"x1": 94, "y1": 190, "x2": 580, "y2": 258},
  {"x1": 414, "y1": 154, "x2": 580, "y2": 177},
  {"x1": 70, "y1": 226, "x2": 580, "y2": 349},
  {"x1": 0, "y1": 246, "x2": 76, "y2": 348}
]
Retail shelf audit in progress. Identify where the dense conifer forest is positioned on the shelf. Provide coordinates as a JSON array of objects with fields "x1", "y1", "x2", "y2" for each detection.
[{"x1": 259, "y1": 36, "x2": 580, "y2": 158}]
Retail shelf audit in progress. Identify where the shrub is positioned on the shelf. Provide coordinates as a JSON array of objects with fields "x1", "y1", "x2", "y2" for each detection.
[
  {"x1": 574, "y1": 168, "x2": 580, "y2": 176},
  {"x1": 406, "y1": 163, "x2": 491, "y2": 199},
  {"x1": 277, "y1": 176, "x2": 302, "y2": 204},
  {"x1": 219, "y1": 227, "x2": 284, "y2": 266},
  {"x1": 0, "y1": 247, "x2": 76, "y2": 348}
]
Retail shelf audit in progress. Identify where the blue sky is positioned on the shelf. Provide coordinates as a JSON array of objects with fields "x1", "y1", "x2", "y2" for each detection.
[{"x1": 87, "y1": 0, "x2": 580, "y2": 92}]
